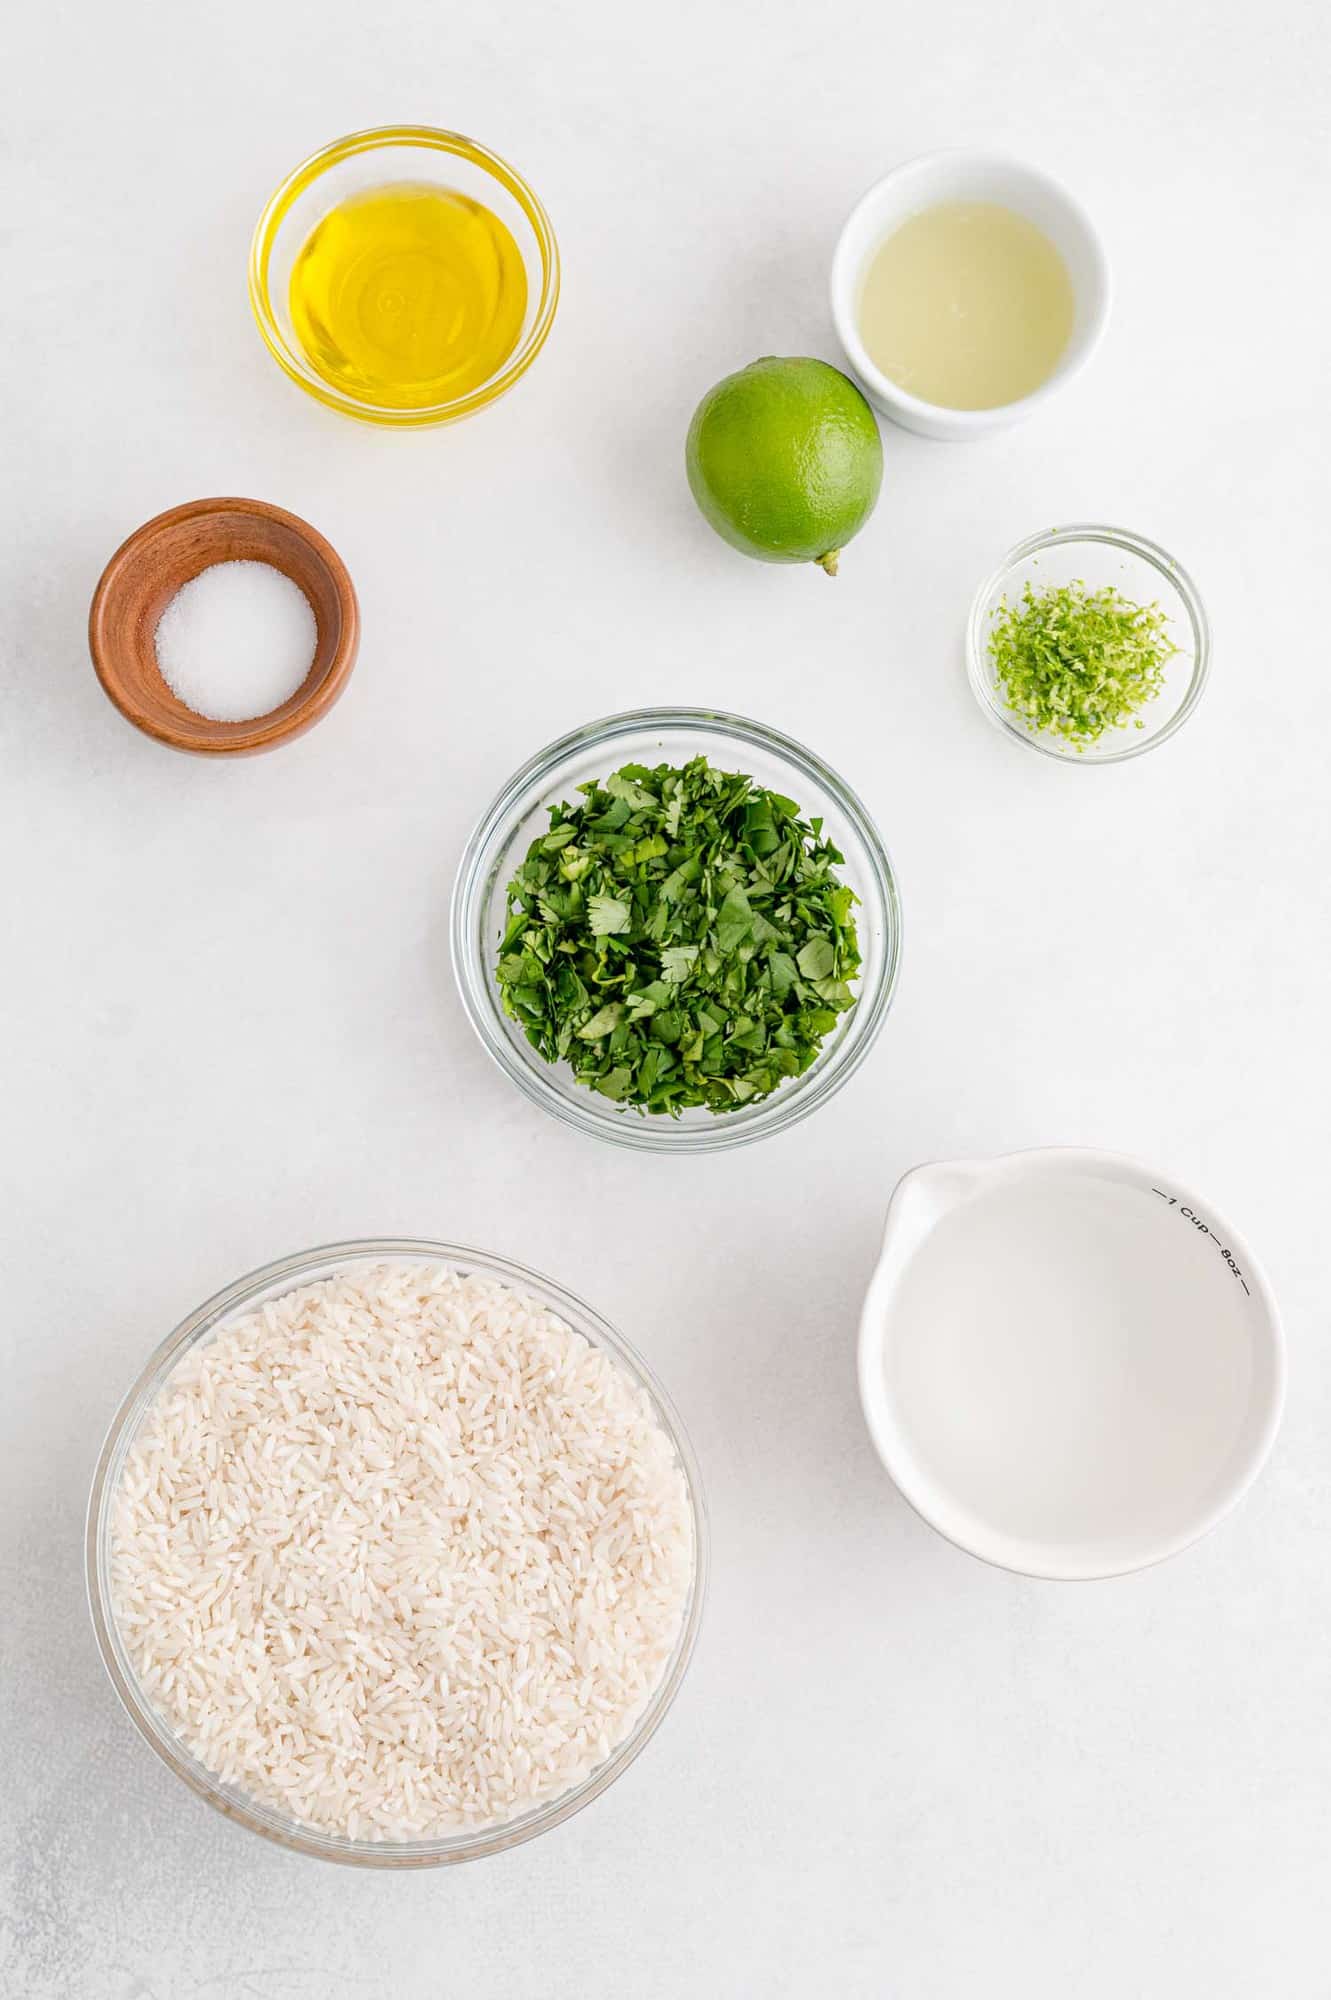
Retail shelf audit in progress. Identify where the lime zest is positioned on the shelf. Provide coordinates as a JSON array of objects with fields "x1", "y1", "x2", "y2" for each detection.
[{"x1": 988, "y1": 579, "x2": 1178, "y2": 749}]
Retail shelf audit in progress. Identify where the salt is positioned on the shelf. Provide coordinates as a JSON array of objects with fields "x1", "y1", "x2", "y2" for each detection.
[{"x1": 154, "y1": 560, "x2": 317, "y2": 722}]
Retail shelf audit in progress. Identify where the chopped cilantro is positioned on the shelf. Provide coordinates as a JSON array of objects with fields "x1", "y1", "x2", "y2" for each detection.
[{"x1": 495, "y1": 756, "x2": 861, "y2": 1115}]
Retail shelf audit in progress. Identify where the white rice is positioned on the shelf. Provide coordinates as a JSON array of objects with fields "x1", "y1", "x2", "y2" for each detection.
[{"x1": 109, "y1": 1261, "x2": 694, "y2": 1842}]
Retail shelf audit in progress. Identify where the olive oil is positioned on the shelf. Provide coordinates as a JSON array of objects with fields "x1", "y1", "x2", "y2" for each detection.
[
  {"x1": 288, "y1": 182, "x2": 528, "y2": 410},
  {"x1": 858, "y1": 201, "x2": 1075, "y2": 411}
]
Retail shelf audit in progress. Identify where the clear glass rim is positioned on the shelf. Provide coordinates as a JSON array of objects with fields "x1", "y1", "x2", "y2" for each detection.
[
  {"x1": 85, "y1": 1238, "x2": 708, "y2": 1868},
  {"x1": 449, "y1": 706, "x2": 903, "y2": 1153},
  {"x1": 247, "y1": 124, "x2": 561, "y2": 429},
  {"x1": 965, "y1": 524, "x2": 1212, "y2": 764}
]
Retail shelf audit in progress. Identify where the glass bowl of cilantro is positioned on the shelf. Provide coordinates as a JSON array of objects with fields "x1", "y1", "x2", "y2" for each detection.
[
  {"x1": 452, "y1": 708, "x2": 901, "y2": 1151},
  {"x1": 967, "y1": 525, "x2": 1210, "y2": 763}
]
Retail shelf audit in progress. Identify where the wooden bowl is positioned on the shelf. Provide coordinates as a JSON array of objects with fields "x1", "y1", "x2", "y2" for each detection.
[{"x1": 89, "y1": 498, "x2": 359, "y2": 755}]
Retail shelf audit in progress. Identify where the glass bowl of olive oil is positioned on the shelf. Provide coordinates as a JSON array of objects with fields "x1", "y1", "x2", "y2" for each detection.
[{"x1": 249, "y1": 125, "x2": 559, "y2": 427}]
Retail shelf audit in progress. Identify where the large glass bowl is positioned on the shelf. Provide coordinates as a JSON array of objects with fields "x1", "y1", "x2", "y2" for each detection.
[
  {"x1": 86, "y1": 1240, "x2": 707, "y2": 1868},
  {"x1": 248, "y1": 125, "x2": 559, "y2": 427},
  {"x1": 451, "y1": 708, "x2": 902, "y2": 1153},
  {"x1": 966, "y1": 524, "x2": 1210, "y2": 764}
]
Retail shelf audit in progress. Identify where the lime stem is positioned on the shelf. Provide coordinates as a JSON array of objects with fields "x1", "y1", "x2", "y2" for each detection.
[{"x1": 815, "y1": 550, "x2": 840, "y2": 577}]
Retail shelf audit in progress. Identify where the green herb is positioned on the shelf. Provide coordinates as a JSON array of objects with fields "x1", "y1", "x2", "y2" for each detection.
[
  {"x1": 988, "y1": 579, "x2": 1178, "y2": 748},
  {"x1": 495, "y1": 756, "x2": 861, "y2": 1115}
]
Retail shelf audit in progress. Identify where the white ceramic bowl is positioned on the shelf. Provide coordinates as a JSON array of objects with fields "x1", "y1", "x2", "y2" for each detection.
[
  {"x1": 830, "y1": 151, "x2": 1111, "y2": 440},
  {"x1": 858, "y1": 1150, "x2": 1285, "y2": 1579}
]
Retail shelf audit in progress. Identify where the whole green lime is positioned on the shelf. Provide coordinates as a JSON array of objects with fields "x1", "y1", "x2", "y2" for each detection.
[{"x1": 685, "y1": 356, "x2": 883, "y2": 575}]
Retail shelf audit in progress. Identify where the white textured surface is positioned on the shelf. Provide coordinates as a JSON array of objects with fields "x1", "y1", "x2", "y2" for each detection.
[{"x1": 3, "y1": 0, "x2": 1328, "y2": 1994}]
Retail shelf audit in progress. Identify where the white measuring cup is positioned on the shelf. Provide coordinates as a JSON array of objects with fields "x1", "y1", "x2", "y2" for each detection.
[{"x1": 858, "y1": 1149, "x2": 1285, "y2": 1579}]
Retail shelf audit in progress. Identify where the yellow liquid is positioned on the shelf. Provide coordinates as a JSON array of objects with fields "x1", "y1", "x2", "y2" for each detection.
[
  {"x1": 288, "y1": 182, "x2": 528, "y2": 410},
  {"x1": 858, "y1": 201, "x2": 1075, "y2": 410}
]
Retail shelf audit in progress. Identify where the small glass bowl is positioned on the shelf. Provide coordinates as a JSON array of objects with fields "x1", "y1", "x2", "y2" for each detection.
[
  {"x1": 86, "y1": 1240, "x2": 707, "y2": 1868},
  {"x1": 248, "y1": 125, "x2": 560, "y2": 428},
  {"x1": 451, "y1": 707, "x2": 902, "y2": 1153},
  {"x1": 966, "y1": 525, "x2": 1211, "y2": 763}
]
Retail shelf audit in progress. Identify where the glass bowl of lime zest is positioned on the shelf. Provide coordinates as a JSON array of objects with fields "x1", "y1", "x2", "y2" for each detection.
[{"x1": 967, "y1": 525, "x2": 1211, "y2": 764}]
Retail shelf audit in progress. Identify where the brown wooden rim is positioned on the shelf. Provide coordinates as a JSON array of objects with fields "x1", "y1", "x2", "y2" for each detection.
[{"x1": 88, "y1": 496, "x2": 360, "y2": 756}]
